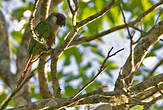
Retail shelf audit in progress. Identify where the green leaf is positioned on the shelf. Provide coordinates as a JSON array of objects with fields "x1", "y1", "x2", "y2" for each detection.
[
  {"x1": 85, "y1": 80, "x2": 101, "y2": 92},
  {"x1": 12, "y1": 7, "x2": 27, "y2": 21},
  {"x1": 145, "y1": 42, "x2": 162, "y2": 57},
  {"x1": 130, "y1": 105, "x2": 143, "y2": 110},
  {"x1": 11, "y1": 2, "x2": 33, "y2": 21},
  {"x1": 0, "y1": 0, "x2": 1, "y2": 8},
  {"x1": 64, "y1": 85, "x2": 77, "y2": 96},
  {"x1": 10, "y1": 40, "x2": 18, "y2": 55},
  {"x1": 95, "y1": 0, "x2": 105, "y2": 11},
  {"x1": 87, "y1": 18, "x2": 103, "y2": 35},
  {"x1": 91, "y1": 46, "x2": 104, "y2": 57},
  {"x1": 81, "y1": 7, "x2": 96, "y2": 20},
  {"x1": 105, "y1": 6, "x2": 121, "y2": 27},
  {"x1": 0, "y1": 92, "x2": 7, "y2": 103},
  {"x1": 105, "y1": 61, "x2": 118, "y2": 77},
  {"x1": 31, "y1": 87, "x2": 42, "y2": 100},
  {"x1": 65, "y1": 74, "x2": 79, "y2": 83},
  {"x1": 81, "y1": 73, "x2": 89, "y2": 85},
  {"x1": 63, "y1": 47, "x2": 82, "y2": 65},
  {"x1": 11, "y1": 31, "x2": 23, "y2": 44},
  {"x1": 79, "y1": 63, "x2": 92, "y2": 73},
  {"x1": 122, "y1": 0, "x2": 144, "y2": 17},
  {"x1": 22, "y1": 0, "x2": 26, "y2": 3}
]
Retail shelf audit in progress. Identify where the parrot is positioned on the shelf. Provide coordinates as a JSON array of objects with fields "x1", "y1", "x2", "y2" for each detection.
[{"x1": 17, "y1": 13, "x2": 66, "y2": 87}]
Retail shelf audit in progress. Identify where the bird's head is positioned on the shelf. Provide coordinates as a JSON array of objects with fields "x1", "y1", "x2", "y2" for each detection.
[
  {"x1": 48, "y1": 12, "x2": 66, "y2": 27},
  {"x1": 47, "y1": 13, "x2": 66, "y2": 47}
]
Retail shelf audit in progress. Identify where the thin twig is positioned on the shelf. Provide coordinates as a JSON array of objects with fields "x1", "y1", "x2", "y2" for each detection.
[
  {"x1": 130, "y1": 25, "x2": 146, "y2": 34},
  {"x1": 155, "y1": 11, "x2": 161, "y2": 24},
  {"x1": 119, "y1": 2, "x2": 135, "y2": 74},
  {"x1": 144, "y1": 59, "x2": 163, "y2": 80},
  {"x1": 72, "y1": 47, "x2": 124, "y2": 99}
]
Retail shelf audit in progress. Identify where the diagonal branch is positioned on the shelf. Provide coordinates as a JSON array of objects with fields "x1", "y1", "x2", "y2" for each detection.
[
  {"x1": 69, "y1": 1, "x2": 163, "y2": 47},
  {"x1": 72, "y1": 47, "x2": 124, "y2": 99},
  {"x1": 129, "y1": 73, "x2": 163, "y2": 94}
]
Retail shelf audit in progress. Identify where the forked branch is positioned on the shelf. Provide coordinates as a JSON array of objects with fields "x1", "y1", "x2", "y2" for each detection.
[{"x1": 72, "y1": 47, "x2": 124, "y2": 99}]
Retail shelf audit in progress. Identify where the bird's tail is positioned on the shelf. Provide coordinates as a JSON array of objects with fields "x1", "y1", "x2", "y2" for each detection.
[{"x1": 17, "y1": 55, "x2": 33, "y2": 87}]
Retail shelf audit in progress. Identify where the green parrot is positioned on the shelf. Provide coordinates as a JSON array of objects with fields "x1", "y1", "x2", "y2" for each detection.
[{"x1": 17, "y1": 13, "x2": 66, "y2": 87}]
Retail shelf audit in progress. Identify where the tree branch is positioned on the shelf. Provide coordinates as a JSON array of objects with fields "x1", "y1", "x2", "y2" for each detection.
[
  {"x1": 144, "y1": 59, "x2": 163, "y2": 80},
  {"x1": 69, "y1": 1, "x2": 163, "y2": 47},
  {"x1": 51, "y1": 54, "x2": 62, "y2": 98},
  {"x1": 0, "y1": 10, "x2": 16, "y2": 88},
  {"x1": 6, "y1": 73, "x2": 163, "y2": 110},
  {"x1": 72, "y1": 47, "x2": 124, "y2": 99},
  {"x1": 129, "y1": 73, "x2": 163, "y2": 94},
  {"x1": 38, "y1": 54, "x2": 52, "y2": 99},
  {"x1": 67, "y1": 0, "x2": 78, "y2": 26},
  {"x1": 115, "y1": 20, "x2": 163, "y2": 91},
  {"x1": 143, "y1": 95, "x2": 163, "y2": 110},
  {"x1": 40, "y1": 0, "x2": 51, "y2": 20},
  {"x1": 7, "y1": 91, "x2": 123, "y2": 110},
  {"x1": 0, "y1": 69, "x2": 36, "y2": 110},
  {"x1": 119, "y1": 1, "x2": 135, "y2": 77},
  {"x1": 53, "y1": 0, "x2": 115, "y2": 58}
]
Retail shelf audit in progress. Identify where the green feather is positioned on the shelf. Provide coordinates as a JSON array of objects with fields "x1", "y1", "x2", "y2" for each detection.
[{"x1": 28, "y1": 20, "x2": 54, "y2": 62}]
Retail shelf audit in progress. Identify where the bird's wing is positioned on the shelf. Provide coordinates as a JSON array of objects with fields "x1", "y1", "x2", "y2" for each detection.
[{"x1": 35, "y1": 21, "x2": 51, "y2": 39}]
